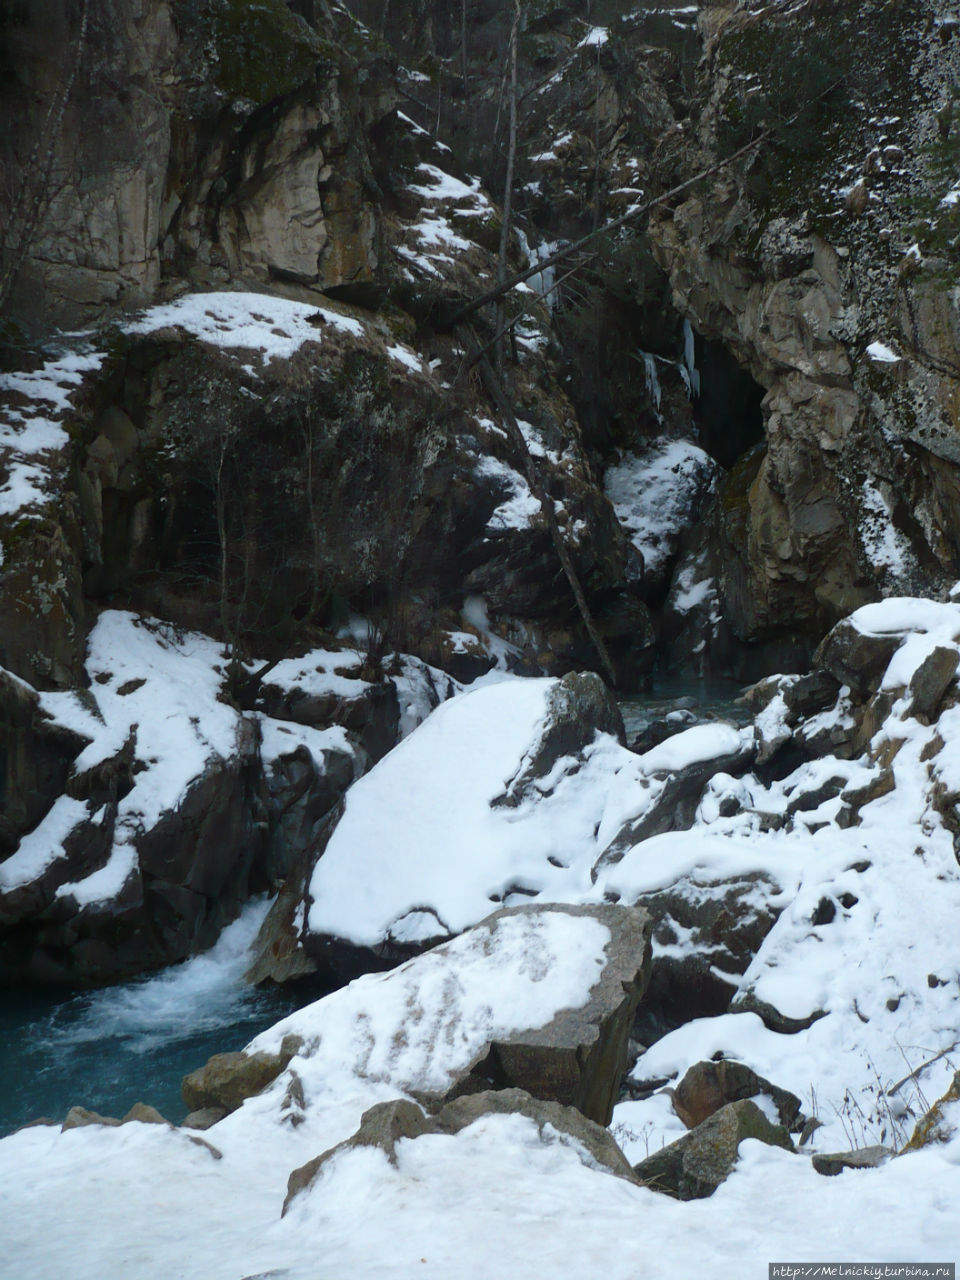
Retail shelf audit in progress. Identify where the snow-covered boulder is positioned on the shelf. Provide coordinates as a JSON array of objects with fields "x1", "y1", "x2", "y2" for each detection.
[
  {"x1": 280, "y1": 675, "x2": 753, "y2": 983},
  {"x1": 284, "y1": 1087, "x2": 640, "y2": 1214},
  {"x1": 247, "y1": 902, "x2": 651, "y2": 1127},
  {"x1": 0, "y1": 611, "x2": 460, "y2": 985}
]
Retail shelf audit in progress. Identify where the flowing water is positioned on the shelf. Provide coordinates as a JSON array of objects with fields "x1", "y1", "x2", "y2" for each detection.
[
  {"x1": 0, "y1": 898, "x2": 300, "y2": 1137},
  {"x1": 0, "y1": 677, "x2": 750, "y2": 1139}
]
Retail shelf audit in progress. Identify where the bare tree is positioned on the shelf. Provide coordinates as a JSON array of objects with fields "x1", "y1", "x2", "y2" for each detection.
[{"x1": 495, "y1": 0, "x2": 521, "y2": 369}]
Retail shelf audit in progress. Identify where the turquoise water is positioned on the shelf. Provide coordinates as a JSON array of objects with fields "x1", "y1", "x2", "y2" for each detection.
[
  {"x1": 0, "y1": 900, "x2": 300, "y2": 1137},
  {"x1": 618, "y1": 674, "x2": 750, "y2": 743},
  {"x1": 0, "y1": 679, "x2": 751, "y2": 1139}
]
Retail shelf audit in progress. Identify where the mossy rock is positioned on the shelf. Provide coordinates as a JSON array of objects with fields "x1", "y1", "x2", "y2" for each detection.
[
  {"x1": 183, "y1": 0, "x2": 331, "y2": 105},
  {"x1": 900, "y1": 1070, "x2": 960, "y2": 1152}
]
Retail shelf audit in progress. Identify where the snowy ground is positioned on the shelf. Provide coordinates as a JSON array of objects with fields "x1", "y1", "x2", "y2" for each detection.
[{"x1": 2, "y1": 596, "x2": 960, "y2": 1276}]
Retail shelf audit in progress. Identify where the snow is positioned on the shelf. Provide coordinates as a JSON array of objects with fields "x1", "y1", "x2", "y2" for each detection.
[
  {"x1": 848, "y1": 596, "x2": 960, "y2": 638},
  {"x1": 260, "y1": 647, "x2": 369, "y2": 700},
  {"x1": 0, "y1": 795, "x2": 91, "y2": 892},
  {"x1": 605, "y1": 441, "x2": 719, "y2": 580},
  {"x1": 578, "y1": 26, "x2": 609, "y2": 48},
  {"x1": 407, "y1": 164, "x2": 490, "y2": 210},
  {"x1": 474, "y1": 454, "x2": 541, "y2": 531},
  {"x1": 304, "y1": 679, "x2": 753, "y2": 948},
  {"x1": 251, "y1": 908, "x2": 611, "y2": 1091},
  {"x1": 126, "y1": 290, "x2": 364, "y2": 360},
  {"x1": 866, "y1": 340, "x2": 901, "y2": 362},
  {"x1": 859, "y1": 480, "x2": 912, "y2": 578},
  {"x1": 0, "y1": 343, "x2": 104, "y2": 519},
  {"x1": 639, "y1": 722, "x2": 744, "y2": 774},
  {"x1": 4, "y1": 596, "x2": 960, "y2": 1273},
  {"x1": 385, "y1": 343, "x2": 423, "y2": 373}
]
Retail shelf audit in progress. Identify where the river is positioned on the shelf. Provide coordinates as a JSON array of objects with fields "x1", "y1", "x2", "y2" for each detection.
[{"x1": 0, "y1": 675, "x2": 748, "y2": 1138}]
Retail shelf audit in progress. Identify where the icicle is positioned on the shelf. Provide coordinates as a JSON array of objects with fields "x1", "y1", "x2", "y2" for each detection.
[
  {"x1": 683, "y1": 318, "x2": 700, "y2": 399},
  {"x1": 642, "y1": 351, "x2": 662, "y2": 416},
  {"x1": 515, "y1": 227, "x2": 558, "y2": 309}
]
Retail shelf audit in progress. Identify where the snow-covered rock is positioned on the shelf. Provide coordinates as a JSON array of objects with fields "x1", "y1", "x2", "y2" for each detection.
[{"x1": 0, "y1": 611, "x2": 458, "y2": 985}]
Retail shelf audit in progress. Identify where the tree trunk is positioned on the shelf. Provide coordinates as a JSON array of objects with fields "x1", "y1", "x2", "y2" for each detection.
[
  {"x1": 495, "y1": 0, "x2": 521, "y2": 370},
  {"x1": 462, "y1": 327, "x2": 618, "y2": 688}
]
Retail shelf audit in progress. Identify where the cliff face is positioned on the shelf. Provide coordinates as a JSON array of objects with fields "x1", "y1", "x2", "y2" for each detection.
[
  {"x1": 647, "y1": 0, "x2": 960, "y2": 657},
  {"x1": 3, "y1": 0, "x2": 960, "y2": 984}
]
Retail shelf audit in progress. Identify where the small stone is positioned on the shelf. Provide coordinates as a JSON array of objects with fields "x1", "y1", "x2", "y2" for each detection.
[
  {"x1": 121, "y1": 1103, "x2": 168, "y2": 1126},
  {"x1": 634, "y1": 1099, "x2": 795, "y2": 1199},
  {"x1": 61, "y1": 1107, "x2": 122, "y2": 1131},
  {"x1": 181, "y1": 1107, "x2": 229, "y2": 1131},
  {"x1": 812, "y1": 1145, "x2": 892, "y2": 1175}
]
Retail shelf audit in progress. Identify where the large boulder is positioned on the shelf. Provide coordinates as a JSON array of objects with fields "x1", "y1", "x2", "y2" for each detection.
[
  {"x1": 181, "y1": 1037, "x2": 303, "y2": 1116},
  {"x1": 246, "y1": 902, "x2": 652, "y2": 1127}
]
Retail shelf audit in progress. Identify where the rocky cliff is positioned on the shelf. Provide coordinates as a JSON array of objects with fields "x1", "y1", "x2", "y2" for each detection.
[{"x1": 3, "y1": 0, "x2": 960, "y2": 984}]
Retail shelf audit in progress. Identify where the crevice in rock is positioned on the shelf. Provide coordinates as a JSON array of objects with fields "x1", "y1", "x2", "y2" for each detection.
[{"x1": 691, "y1": 335, "x2": 765, "y2": 471}]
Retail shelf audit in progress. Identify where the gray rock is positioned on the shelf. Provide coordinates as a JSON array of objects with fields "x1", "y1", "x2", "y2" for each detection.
[
  {"x1": 908, "y1": 646, "x2": 959, "y2": 721},
  {"x1": 730, "y1": 991, "x2": 827, "y2": 1035},
  {"x1": 633, "y1": 1099, "x2": 795, "y2": 1199},
  {"x1": 416, "y1": 903, "x2": 652, "y2": 1127},
  {"x1": 812, "y1": 1145, "x2": 893, "y2": 1175},
  {"x1": 814, "y1": 620, "x2": 904, "y2": 702},
  {"x1": 283, "y1": 1088, "x2": 639, "y2": 1215},
  {"x1": 181, "y1": 1035, "x2": 304, "y2": 1115},
  {"x1": 593, "y1": 730, "x2": 756, "y2": 876},
  {"x1": 492, "y1": 672, "x2": 625, "y2": 808},
  {"x1": 631, "y1": 873, "x2": 780, "y2": 1041}
]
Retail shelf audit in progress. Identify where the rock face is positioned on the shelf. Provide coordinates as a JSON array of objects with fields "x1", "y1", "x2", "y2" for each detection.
[{"x1": 645, "y1": 0, "x2": 960, "y2": 664}]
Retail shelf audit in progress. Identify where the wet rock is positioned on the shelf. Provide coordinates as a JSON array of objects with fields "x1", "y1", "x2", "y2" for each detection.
[
  {"x1": 633, "y1": 1099, "x2": 794, "y2": 1199},
  {"x1": 181, "y1": 1035, "x2": 303, "y2": 1115}
]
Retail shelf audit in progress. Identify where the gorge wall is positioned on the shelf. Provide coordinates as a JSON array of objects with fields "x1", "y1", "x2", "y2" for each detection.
[{"x1": 2, "y1": 0, "x2": 960, "y2": 984}]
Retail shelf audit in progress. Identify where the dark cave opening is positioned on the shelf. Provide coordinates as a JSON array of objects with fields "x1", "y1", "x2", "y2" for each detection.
[{"x1": 692, "y1": 335, "x2": 766, "y2": 471}]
